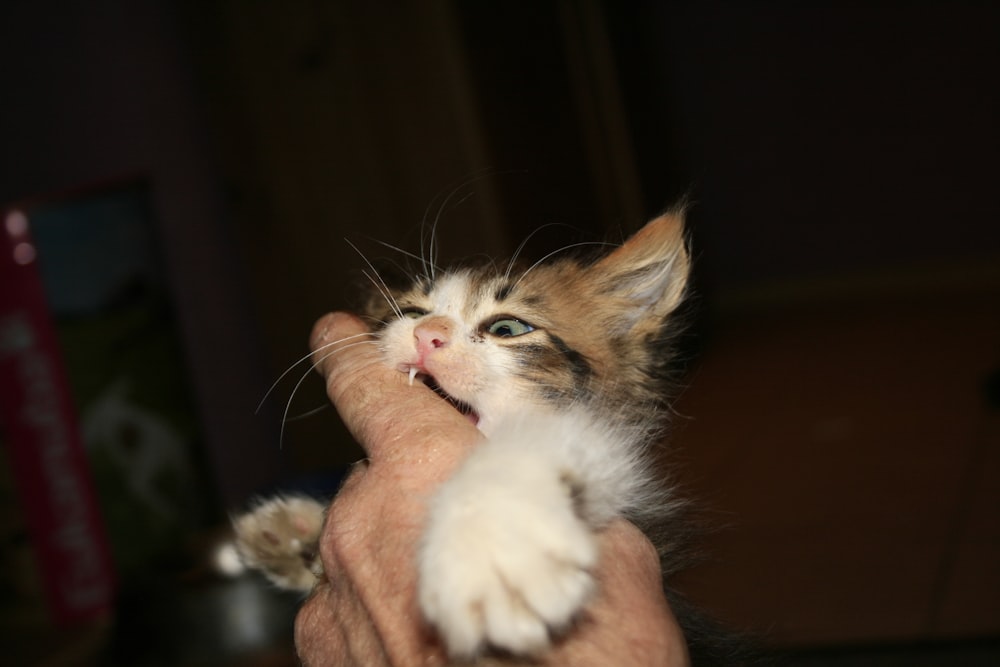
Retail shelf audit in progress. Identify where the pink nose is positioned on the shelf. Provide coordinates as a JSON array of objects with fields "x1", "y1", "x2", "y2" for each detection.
[{"x1": 414, "y1": 317, "x2": 452, "y2": 355}]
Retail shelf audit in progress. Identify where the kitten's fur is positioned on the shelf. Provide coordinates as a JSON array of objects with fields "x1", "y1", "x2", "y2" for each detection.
[
  {"x1": 236, "y1": 209, "x2": 740, "y2": 662},
  {"x1": 232, "y1": 495, "x2": 325, "y2": 591}
]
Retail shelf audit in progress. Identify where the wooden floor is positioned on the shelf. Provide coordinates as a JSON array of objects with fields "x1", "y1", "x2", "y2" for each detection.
[
  {"x1": 780, "y1": 638, "x2": 1000, "y2": 666},
  {"x1": 668, "y1": 282, "x2": 1000, "y2": 648}
]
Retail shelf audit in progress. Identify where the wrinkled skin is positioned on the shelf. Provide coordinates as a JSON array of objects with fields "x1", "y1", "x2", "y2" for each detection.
[{"x1": 294, "y1": 312, "x2": 690, "y2": 667}]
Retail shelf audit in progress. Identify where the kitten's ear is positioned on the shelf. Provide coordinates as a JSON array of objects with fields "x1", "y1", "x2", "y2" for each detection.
[{"x1": 593, "y1": 209, "x2": 690, "y2": 323}]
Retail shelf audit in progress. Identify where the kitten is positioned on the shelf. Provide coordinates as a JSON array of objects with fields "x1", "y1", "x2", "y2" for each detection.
[{"x1": 236, "y1": 209, "x2": 701, "y2": 659}]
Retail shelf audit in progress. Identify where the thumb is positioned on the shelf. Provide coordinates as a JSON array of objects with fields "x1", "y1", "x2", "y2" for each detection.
[{"x1": 310, "y1": 312, "x2": 479, "y2": 467}]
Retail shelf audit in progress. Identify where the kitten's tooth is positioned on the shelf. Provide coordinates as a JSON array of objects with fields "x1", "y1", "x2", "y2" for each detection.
[{"x1": 409, "y1": 367, "x2": 418, "y2": 386}]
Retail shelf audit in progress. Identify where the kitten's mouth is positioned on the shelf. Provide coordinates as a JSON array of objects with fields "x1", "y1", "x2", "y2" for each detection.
[{"x1": 406, "y1": 367, "x2": 480, "y2": 426}]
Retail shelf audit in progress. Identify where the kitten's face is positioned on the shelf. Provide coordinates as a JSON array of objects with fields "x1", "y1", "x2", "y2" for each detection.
[
  {"x1": 366, "y1": 212, "x2": 690, "y2": 434},
  {"x1": 376, "y1": 263, "x2": 597, "y2": 433}
]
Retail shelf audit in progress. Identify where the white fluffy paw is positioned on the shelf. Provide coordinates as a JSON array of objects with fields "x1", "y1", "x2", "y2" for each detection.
[
  {"x1": 417, "y1": 469, "x2": 598, "y2": 658},
  {"x1": 232, "y1": 495, "x2": 326, "y2": 592}
]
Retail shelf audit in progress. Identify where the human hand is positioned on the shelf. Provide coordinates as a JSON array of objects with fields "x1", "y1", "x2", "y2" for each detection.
[{"x1": 294, "y1": 312, "x2": 690, "y2": 666}]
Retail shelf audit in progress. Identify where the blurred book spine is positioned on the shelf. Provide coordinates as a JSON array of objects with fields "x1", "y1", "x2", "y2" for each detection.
[{"x1": 0, "y1": 207, "x2": 116, "y2": 626}]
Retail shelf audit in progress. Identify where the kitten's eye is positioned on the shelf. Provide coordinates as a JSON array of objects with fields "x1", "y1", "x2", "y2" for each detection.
[
  {"x1": 400, "y1": 307, "x2": 427, "y2": 320},
  {"x1": 486, "y1": 318, "x2": 534, "y2": 337}
]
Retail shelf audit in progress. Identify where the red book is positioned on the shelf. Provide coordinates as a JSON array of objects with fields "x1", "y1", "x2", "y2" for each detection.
[{"x1": 0, "y1": 208, "x2": 115, "y2": 625}]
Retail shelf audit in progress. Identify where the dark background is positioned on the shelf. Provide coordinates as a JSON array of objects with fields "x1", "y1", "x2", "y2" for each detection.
[{"x1": 1, "y1": 1, "x2": 997, "y2": 664}]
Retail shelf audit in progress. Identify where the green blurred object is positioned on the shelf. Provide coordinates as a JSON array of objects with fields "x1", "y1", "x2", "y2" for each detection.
[{"x1": 24, "y1": 179, "x2": 218, "y2": 580}]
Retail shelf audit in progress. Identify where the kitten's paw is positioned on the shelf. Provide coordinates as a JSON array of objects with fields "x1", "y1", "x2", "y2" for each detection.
[
  {"x1": 232, "y1": 495, "x2": 326, "y2": 592},
  {"x1": 418, "y1": 475, "x2": 598, "y2": 658}
]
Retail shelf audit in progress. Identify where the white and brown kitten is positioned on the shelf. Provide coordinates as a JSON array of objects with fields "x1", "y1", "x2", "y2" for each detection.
[{"x1": 236, "y1": 209, "x2": 704, "y2": 660}]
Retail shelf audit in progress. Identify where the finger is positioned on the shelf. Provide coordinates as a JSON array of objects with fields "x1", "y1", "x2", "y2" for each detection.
[
  {"x1": 309, "y1": 312, "x2": 480, "y2": 466},
  {"x1": 580, "y1": 521, "x2": 690, "y2": 666},
  {"x1": 309, "y1": 312, "x2": 379, "y2": 382},
  {"x1": 296, "y1": 582, "x2": 394, "y2": 667},
  {"x1": 295, "y1": 588, "x2": 347, "y2": 666}
]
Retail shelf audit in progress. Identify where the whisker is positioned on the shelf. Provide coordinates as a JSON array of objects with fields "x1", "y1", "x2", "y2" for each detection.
[
  {"x1": 256, "y1": 332, "x2": 374, "y2": 414},
  {"x1": 428, "y1": 186, "x2": 470, "y2": 281},
  {"x1": 509, "y1": 241, "x2": 616, "y2": 294},
  {"x1": 279, "y1": 339, "x2": 378, "y2": 448},
  {"x1": 362, "y1": 270, "x2": 403, "y2": 320},
  {"x1": 345, "y1": 238, "x2": 403, "y2": 319},
  {"x1": 371, "y1": 238, "x2": 440, "y2": 275},
  {"x1": 502, "y1": 222, "x2": 568, "y2": 284},
  {"x1": 283, "y1": 404, "x2": 331, "y2": 423},
  {"x1": 420, "y1": 169, "x2": 502, "y2": 281},
  {"x1": 356, "y1": 315, "x2": 395, "y2": 333},
  {"x1": 430, "y1": 190, "x2": 477, "y2": 278}
]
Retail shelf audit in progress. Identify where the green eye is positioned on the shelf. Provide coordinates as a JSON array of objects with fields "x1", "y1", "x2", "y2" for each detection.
[
  {"x1": 486, "y1": 318, "x2": 534, "y2": 337},
  {"x1": 400, "y1": 307, "x2": 427, "y2": 320}
]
